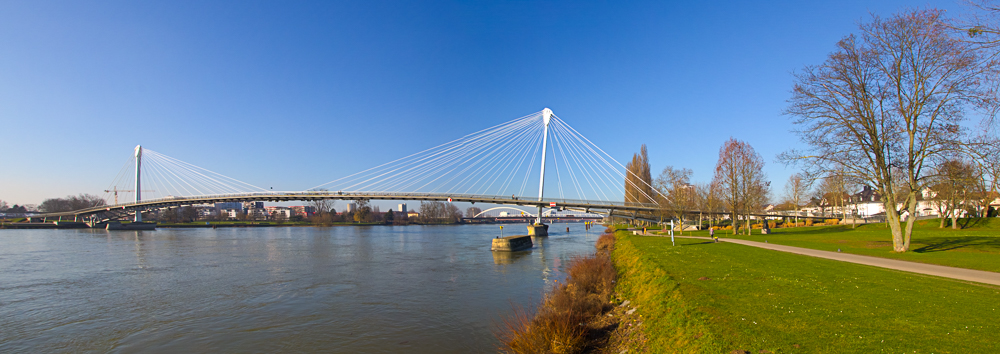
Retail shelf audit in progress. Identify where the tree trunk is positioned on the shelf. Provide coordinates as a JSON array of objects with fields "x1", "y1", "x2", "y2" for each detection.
[
  {"x1": 903, "y1": 193, "x2": 918, "y2": 251},
  {"x1": 731, "y1": 211, "x2": 737, "y2": 235},
  {"x1": 885, "y1": 206, "x2": 906, "y2": 252}
]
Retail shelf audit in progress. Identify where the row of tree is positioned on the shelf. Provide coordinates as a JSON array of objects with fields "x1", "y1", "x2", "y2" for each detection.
[
  {"x1": 0, "y1": 200, "x2": 34, "y2": 215},
  {"x1": 625, "y1": 6, "x2": 1000, "y2": 252},
  {"x1": 624, "y1": 139, "x2": 769, "y2": 236},
  {"x1": 38, "y1": 194, "x2": 106, "y2": 213},
  {"x1": 782, "y1": 7, "x2": 1000, "y2": 252}
]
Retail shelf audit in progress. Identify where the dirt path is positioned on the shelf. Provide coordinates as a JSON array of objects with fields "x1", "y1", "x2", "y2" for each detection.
[{"x1": 638, "y1": 231, "x2": 1000, "y2": 286}]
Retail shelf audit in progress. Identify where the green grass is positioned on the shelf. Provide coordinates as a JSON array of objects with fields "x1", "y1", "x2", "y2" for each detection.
[
  {"x1": 671, "y1": 218, "x2": 1000, "y2": 273},
  {"x1": 614, "y1": 232, "x2": 1000, "y2": 353}
]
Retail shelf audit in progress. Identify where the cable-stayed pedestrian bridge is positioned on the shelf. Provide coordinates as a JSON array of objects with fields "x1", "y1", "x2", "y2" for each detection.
[
  {"x1": 32, "y1": 108, "x2": 671, "y2": 228},
  {"x1": 35, "y1": 191, "x2": 661, "y2": 223}
]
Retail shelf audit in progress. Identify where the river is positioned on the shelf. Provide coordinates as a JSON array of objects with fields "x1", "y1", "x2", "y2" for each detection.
[{"x1": 0, "y1": 224, "x2": 600, "y2": 353}]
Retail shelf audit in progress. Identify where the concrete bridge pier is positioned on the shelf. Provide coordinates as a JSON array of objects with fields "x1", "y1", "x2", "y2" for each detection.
[
  {"x1": 492, "y1": 235, "x2": 533, "y2": 252},
  {"x1": 527, "y1": 223, "x2": 549, "y2": 236}
]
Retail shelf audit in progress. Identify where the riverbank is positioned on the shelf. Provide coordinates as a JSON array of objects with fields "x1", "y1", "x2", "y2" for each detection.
[
  {"x1": 612, "y1": 230, "x2": 1000, "y2": 353},
  {"x1": 497, "y1": 232, "x2": 619, "y2": 353}
]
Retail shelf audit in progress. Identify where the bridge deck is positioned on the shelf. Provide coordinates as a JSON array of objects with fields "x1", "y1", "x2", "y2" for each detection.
[{"x1": 34, "y1": 191, "x2": 817, "y2": 222}]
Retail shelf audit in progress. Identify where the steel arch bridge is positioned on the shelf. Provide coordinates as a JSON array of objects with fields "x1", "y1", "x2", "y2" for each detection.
[{"x1": 471, "y1": 206, "x2": 568, "y2": 218}]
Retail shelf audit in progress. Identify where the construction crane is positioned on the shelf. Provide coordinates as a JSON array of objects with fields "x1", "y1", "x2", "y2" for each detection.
[{"x1": 104, "y1": 187, "x2": 155, "y2": 205}]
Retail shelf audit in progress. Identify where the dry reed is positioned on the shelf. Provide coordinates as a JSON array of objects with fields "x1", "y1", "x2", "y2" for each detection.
[{"x1": 497, "y1": 233, "x2": 617, "y2": 354}]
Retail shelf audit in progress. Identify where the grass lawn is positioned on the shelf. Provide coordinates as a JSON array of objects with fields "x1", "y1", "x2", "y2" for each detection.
[
  {"x1": 667, "y1": 218, "x2": 1000, "y2": 273},
  {"x1": 614, "y1": 233, "x2": 1000, "y2": 353}
]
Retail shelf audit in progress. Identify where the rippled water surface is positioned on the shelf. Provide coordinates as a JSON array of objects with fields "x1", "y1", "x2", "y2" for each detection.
[{"x1": 0, "y1": 224, "x2": 599, "y2": 353}]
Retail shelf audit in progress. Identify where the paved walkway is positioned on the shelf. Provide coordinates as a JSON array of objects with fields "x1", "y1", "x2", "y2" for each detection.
[{"x1": 637, "y1": 231, "x2": 1000, "y2": 286}]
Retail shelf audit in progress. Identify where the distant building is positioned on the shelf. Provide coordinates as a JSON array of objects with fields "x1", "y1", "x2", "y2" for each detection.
[
  {"x1": 196, "y1": 206, "x2": 216, "y2": 219},
  {"x1": 265, "y1": 206, "x2": 292, "y2": 218},
  {"x1": 221, "y1": 209, "x2": 240, "y2": 219},
  {"x1": 346, "y1": 203, "x2": 357, "y2": 213},
  {"x1": 289, "y1": 206, "x2": 315, "y2": 217},
  {"x1": 398, "y1": 203, "x2": 407, "y2": 213},
  {"x1": 244, "y1": 201, "x2": 266, "y2": 219},
  {"x1": 214, "y1": 202, "x2": 242, "y2": 212}
]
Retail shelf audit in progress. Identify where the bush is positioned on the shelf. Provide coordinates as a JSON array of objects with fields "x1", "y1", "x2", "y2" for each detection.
[{"x1": 596, "y1": 233, "x2": 615, "y2": 252}]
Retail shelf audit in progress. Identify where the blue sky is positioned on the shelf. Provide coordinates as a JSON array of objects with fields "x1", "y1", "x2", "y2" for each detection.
[{"x1": 0, "y1": 0, "x2": 960, "y2": 206}]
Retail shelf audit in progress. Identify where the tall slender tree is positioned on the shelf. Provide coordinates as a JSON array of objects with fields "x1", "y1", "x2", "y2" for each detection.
[{"x1": 624, "y1": 144, "x2": 654, "y2": 206}]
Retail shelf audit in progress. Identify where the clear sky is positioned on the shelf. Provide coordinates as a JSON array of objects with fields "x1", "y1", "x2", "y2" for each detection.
[{"x1": 0, "y1": 0, "x2": 960, "y2": 207}]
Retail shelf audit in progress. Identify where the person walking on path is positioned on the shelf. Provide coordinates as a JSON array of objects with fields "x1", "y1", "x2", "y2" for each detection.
[{"x1": 710, "y1": 227, "x2": 717, "y2": 243}]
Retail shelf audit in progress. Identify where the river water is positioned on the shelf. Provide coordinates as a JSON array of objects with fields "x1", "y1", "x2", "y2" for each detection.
[{"x1": 0, "y1": 224, "x2": 600, "y2": 353}]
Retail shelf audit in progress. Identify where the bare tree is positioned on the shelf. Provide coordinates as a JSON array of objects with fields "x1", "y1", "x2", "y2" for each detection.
[
  {"x1": 624, "y1": 144, "x2": 655, "y2": 206},
  {"x1": 698, "y1": 182, "x2": 723, "y2": 229},
  {"x1": 466, "y1": 206, "x2": 483, "y2": 218},
  {"x1": 39, "y1": 194, "x2": 107, "y2": 213},
  {"x1": 930, "y1": 159, "x2": 978, "y2": 228},
  {"x1": 783, "y1": 173, "x2": 810, "y2": 225},
  {"x1": 783, "y1": 9, "x2": 997, "y2": 252},
  {"x1": 0, "y1": 200, "x2": 8, "y2": 212},
  {"x1": 713, "y1": 137, "x2": 767, "y2": 235},
  {"x1": 353, "y1": 199, "x2": 372, "y2": 223},
  {"x1": 309, "y1": 194, "x2": 336, "y2": 219},
  {"x1": 654, "y1": 166, "x2": 695, "y2": 233},
  {"x1": 180, "y1": 206, "x2": 199, "y2": 222}
]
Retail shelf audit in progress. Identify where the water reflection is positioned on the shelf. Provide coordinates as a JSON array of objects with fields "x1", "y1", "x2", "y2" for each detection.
[{"x1": 491, "y1": 249, "x2": 532, "y2": 265}]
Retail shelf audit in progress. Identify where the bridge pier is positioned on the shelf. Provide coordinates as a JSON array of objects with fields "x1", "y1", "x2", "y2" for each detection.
[
  {"x1": 527, "y1": 223, "x2": 548, "y2": 236},
  {"x1": 491, "y1": 235, "x2": 533, "y2": 252}
]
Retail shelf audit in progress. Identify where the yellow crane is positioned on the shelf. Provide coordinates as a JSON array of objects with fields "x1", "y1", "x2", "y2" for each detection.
[{"x1": 104, "y1": 187, "x2": 155, "y2": 205}]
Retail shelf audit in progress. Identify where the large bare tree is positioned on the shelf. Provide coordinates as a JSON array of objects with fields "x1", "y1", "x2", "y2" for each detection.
[
  {"x1": 713, "y1": 137, "x2": 767, "y2": 235},
  {"x1": 783, "y1": 9, "x2": 998, "y2": 252}
]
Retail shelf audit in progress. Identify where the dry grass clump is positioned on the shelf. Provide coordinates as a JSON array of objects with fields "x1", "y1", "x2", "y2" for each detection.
[
  {"x1": 498, "y1": 241, "x2": 617, "y2": 354},
  {"x1": 595, "y1": 233, "x2": 615, "y2": 252},
  {"x1": 604, "y1": 226, "x2": 616, "y2": 234}
]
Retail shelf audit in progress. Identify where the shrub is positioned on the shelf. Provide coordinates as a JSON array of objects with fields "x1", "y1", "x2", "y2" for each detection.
[
  {"x1": 566, "y1": 255, "x2": 616, "y2": 298},
  {"x1": 596, "y1": 233, "x2": 615, "y2": 252}
]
